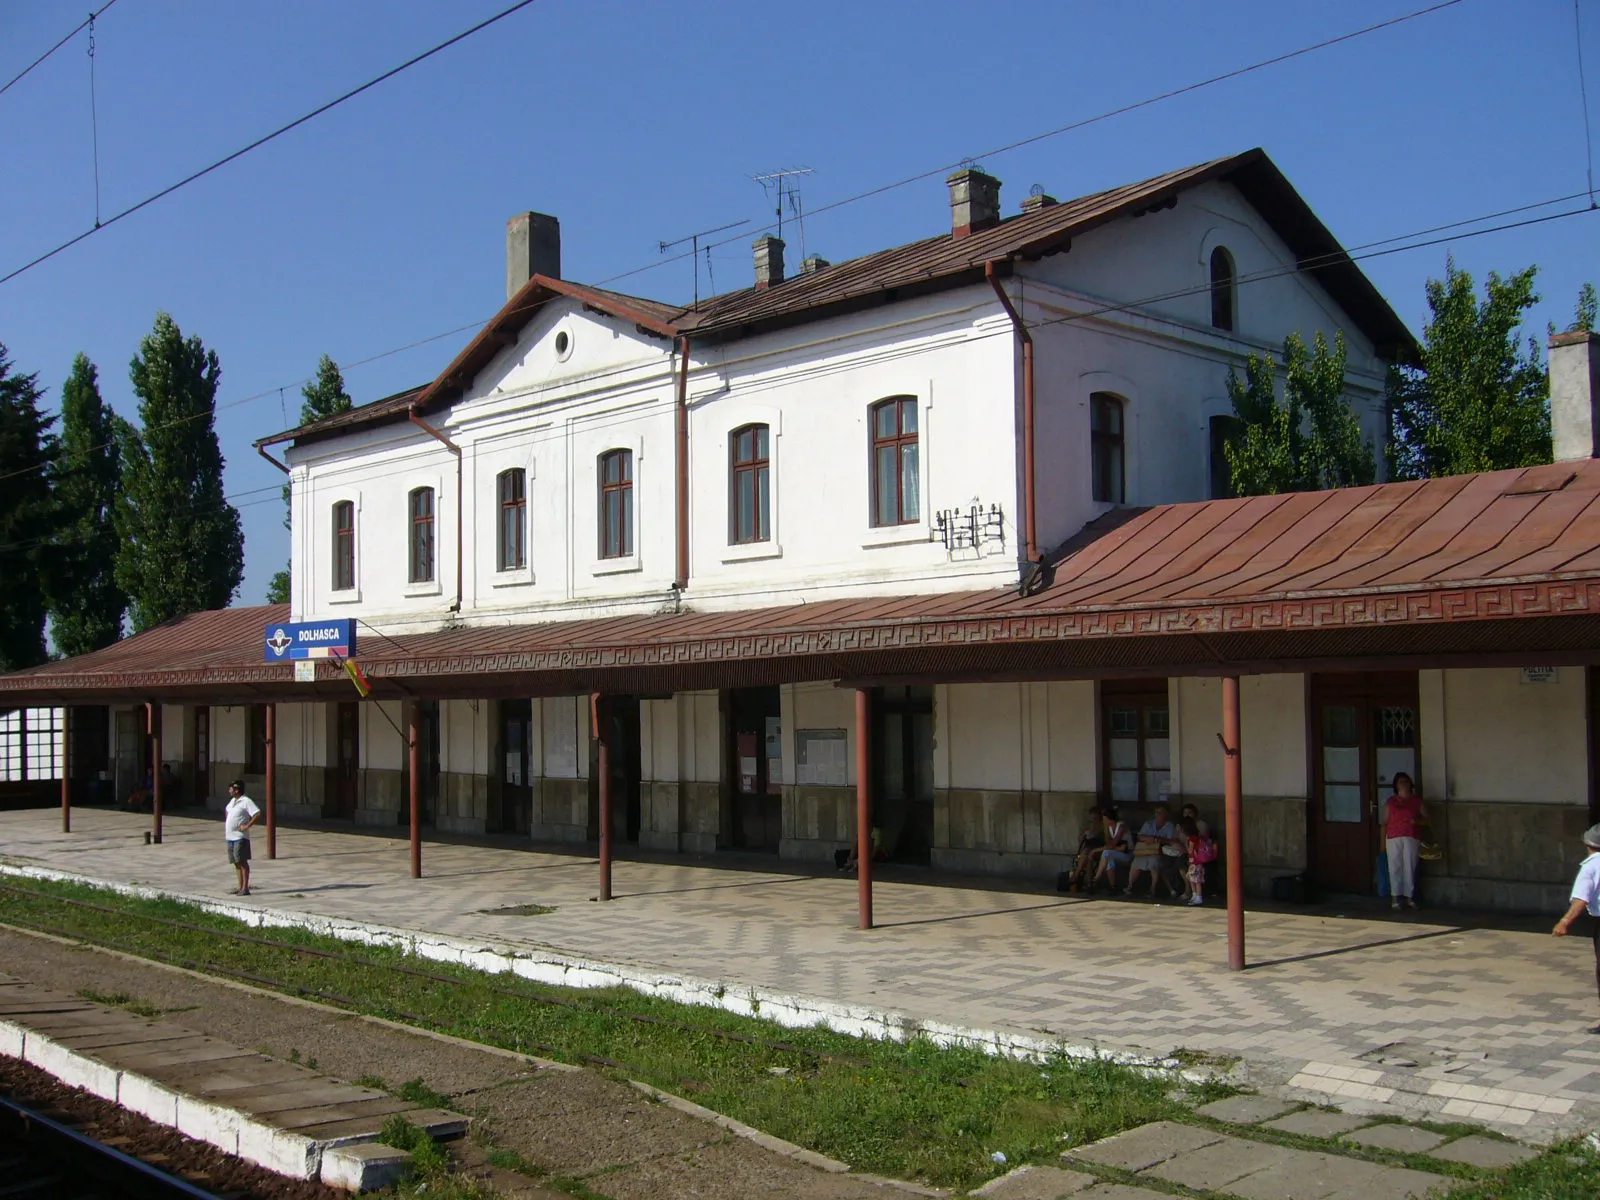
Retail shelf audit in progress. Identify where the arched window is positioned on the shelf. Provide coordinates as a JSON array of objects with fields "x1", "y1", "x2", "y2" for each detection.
[
  {"x1": 1090, "y1": 393, "x2": 1125, "y2": 504},
  {"x1": 408, "y1": 487, "x2": 435, "y2": 584},
  {"x1": 729, "y1": 424, "x2": 771, "y2": 543},
  {"x1": 598, "y1": 450, "x2": 633, "y2": 559},
  {"x1": 1210, "y1": 246, "x2": 1236, "y2": 332},
  {"x1": 332, "y1": 500, "x2": 356, "y2": 591},
  {"x1": 869, "y1": 396, "x2": 919, "y2": 527},
  {"x1": 497, "y1": 468, "x2": 526, "y2": 571}
]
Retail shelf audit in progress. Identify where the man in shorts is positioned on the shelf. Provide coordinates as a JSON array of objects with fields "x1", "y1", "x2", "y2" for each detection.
[{"x1": 223, "y1": 779, "x2": 261, "y2": 896}]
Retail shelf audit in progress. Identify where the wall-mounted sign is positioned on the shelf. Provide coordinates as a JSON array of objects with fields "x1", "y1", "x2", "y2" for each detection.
[
  {"x1": 264, "y1": 618, "x2": 357, "y2": 662},
  {"x1": 795, "y1": 729, "x2": 848, "y2": 787},
  {"x1": 1519, "y1": 666, "x2": 1559, "y2": 684},
  {"x1": 293, "y1": 660, "x2": 317, "y2": 683}
]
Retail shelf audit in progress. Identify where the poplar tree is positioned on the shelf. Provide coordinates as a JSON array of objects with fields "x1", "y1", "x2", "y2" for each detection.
[
  {"x1": 116, "y1": 313, "x2": 244, "y2": 632},
  {"x1": 0, "y1": 344, "x2": 59, "y2": 670},
  {"x1": 1224, "y1": 331, "x2": 1376, "y2": 496},
  {"x1": 1388, "y1": 260, "x2": 1551, "y2": 479},
  {"x1": 266, "y1": 355, "x2": 351, "y2": 605},
  {"x1": 49, "y1": 354, "x2": 126, "y2": 656}
]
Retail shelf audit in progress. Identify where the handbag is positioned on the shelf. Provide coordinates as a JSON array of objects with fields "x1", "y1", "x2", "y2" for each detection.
[{"x1": 1419, "y1": 843, "x2": 1443, "y2": 862}]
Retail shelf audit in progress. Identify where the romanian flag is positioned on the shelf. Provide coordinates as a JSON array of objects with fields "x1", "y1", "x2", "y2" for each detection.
[{"x1": 342, "y1": 656, "x2": 372, "y2": 698}]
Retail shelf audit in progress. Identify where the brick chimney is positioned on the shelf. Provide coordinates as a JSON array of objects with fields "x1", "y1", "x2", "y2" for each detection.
[
  {"x1": 506, "y1": 212, "x2": 561, "y2": 299},
  {"x1": 1551, "y1": 331, "x2": 1600, "y2": 460},
  {"x1": 947, "y1": 168, "x2": 1002, "y2": 237},
  {"x1": 1020, "y1": 192, "x2": 1057, "y2": 215},
  {"x1": 800, "y1": 254, "x2": 830, "y2": 275},
  {"x1": 753, "y1": 235, "x2": 785, "y2": 290}
]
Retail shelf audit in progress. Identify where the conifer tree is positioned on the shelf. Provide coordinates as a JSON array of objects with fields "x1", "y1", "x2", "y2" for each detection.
[
  {"x1": 49, "y1": 354, "x2": 126, "y2": 656},
  {"x1": 116, "y1": 313, "x2": 244, "y2": 632},
  {"x1": 266, "y1": 355, "x2": 351, "y2": 605},
  {"x1": 1224, "y1": 331, "x2": 1376, "y2": 496},
  {"x1": 0, "y1": 344, "x2": 59, "y2": 670}
]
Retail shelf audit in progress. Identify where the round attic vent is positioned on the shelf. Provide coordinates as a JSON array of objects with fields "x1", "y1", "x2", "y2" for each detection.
[{"x1": 554, "y1": 329, "x2": 572, "y2": 360}]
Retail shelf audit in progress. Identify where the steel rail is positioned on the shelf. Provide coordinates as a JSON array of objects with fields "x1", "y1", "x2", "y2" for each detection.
[{"x1": 0, "y1": 1091, "x2": 224, "y2": 1199}]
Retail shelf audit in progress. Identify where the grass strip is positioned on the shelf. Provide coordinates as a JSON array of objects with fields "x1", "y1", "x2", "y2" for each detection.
[{"x1": 0, "y1": 876, "x2": 1209, "y2": 1190}]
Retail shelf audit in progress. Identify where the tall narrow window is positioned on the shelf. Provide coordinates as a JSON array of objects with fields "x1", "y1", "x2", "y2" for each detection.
[
  {"x1": 870, "y1": 397, "x2": 919, "y2": 527},
  {"x1": 598, "y1": 450, "x2": 633, "y2": 559},
  {"x1": 1209, "y1": 414, "x2": 1243, "y2": 500},
  {"x1": 1102, "y1": 684, "x2": 1170, "y2": 805},
  {"x1": 497, "y1": 468, "x2": 526, "y2": 570},
  {"x1": 1210, "y1": 246, "x2": 1236, "y2": 332},
  {"x1": 1090, "y1": 393, "x2": 1125, "y2": 504},
  {"x1": 729, "y1": 424, "x2": 771, "y2": 544},
  {"x1": 408, "y1": 487, "x2": 435, "y2": 583},
  {"x1": 332, "y1": 500, "x2": 355, "y2": 591}
]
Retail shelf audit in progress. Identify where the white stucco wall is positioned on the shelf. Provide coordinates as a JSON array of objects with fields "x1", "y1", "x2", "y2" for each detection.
[
  {"x1": 1433, "y1": 667, "x2": 1586, "y2": 804},
  {"x1": 1176, "y1": 674, "x2": 1306, "y2": 799}
]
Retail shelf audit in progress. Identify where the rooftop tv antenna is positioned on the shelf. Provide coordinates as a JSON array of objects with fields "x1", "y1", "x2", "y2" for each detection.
[
  {"x1": 659, "y1": 218, "x2": 749, "y2": 308},
  {"x1": 752, "y1": 167, "x2": 814, "y2": 260}
]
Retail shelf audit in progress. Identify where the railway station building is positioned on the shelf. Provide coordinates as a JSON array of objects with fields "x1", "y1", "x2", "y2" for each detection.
[{"x1": 5, "y1": 148, "x2": 1600, "y2": 926}]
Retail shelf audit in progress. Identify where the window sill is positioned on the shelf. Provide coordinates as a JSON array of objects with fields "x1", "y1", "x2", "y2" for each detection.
[
  {"x1": 592, "y1": 555, "x2": 642, "y2": 576},
  {"x1": 860, "y1": 524, "x2": 930, "y2": 550},
  {"x1": 722, "y1": 541, "x2": 781, "y2": 564},
  {"x1": 490, "y1": 569, "x2": 535, "y2": 588},
  {"x1": 404, "y1": 580, "x2": 442, "y2": 598},
  {"x1": 327, "y1": 590, "x2": 362, "y2": 605}
]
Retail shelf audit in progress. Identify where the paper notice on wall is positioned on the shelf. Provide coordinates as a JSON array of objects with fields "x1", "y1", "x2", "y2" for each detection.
[
  {"x1": 294, "y1": 660, "x2": 316, "y2": 683},
  {"x1": 796, "y1": 729, "x2": 848, "y2": 787},
  {"x1": 543, "y1": 698, "x2": 578, "y2": 778}
]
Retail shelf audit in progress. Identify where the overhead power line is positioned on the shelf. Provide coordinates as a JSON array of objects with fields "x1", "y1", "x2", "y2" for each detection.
[
  {"x1": 0, "y1": 0, "x2": 121, "y2": 100},
  {"x1": 0, "y1": 0, "x2": 543, "y2": 287}
]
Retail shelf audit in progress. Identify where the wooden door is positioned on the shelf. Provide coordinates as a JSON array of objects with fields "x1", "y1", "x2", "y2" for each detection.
[
  {"x1": 873, "y1": 686, "x2": 934, "y2": 865},
  {"x1": 498, "y1": 700, "x2": 532, "y2": 835},
  {"x1": 333, "y1": 703, "x2": 359, "y2": 818},
  {"x1": 729, "y1": 687, "x2": 782, "y2": 851},
  {"x1": 1311, "y1": 674, "x2": 1419, "y2": 894}
]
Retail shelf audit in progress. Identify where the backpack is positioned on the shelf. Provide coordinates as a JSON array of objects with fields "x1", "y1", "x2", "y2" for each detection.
[{"x1": 1191, "y1": 836, "x2": 1218, "y2": 864}]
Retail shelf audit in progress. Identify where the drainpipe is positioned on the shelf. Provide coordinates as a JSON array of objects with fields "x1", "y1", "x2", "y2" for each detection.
[
  {"x1": 985, "y1": 261, "x2": 1038, "y2": 570},
  {"x1": 409, "y1": 409, "x2": 464, "y2": 613},
  {"x1": 257, "y1": 445, "x2": 290, "y2": 474},
  {"x1": 674, "y1": 337, "x2": 692, "y2": 592}
]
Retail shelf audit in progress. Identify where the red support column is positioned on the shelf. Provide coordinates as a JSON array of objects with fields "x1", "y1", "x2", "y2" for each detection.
[
  {"x1": 594, "y1": 694, "x2": 612, "y2": 902},
  {"x1": 408, "y1": 701, "x2": 422, "y2": 878},
  {"x1": 149, "y1": 702, "x2": 163, "y2": 845},
  {"x1": 1222, "y1": 674, "x2": 1245, "y2": 971},
  {"x1": 60, "y1": 706, "x2": 71, "y2": 833},
  {"x1": 264, "y1": 703, "x2": 277, "y2": 860},
  {"x1": 856, "y1": 687, "x2": 873, "y2": 931}
]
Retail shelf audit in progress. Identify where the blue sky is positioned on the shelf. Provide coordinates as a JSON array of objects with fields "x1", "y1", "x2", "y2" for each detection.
[{"x1": 1, "y1": 0, "x2": 1596, "y2": 606}]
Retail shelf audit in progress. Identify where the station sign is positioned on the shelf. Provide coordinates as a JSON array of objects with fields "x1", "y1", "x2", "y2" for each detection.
[{"x1": 264, "y1": 618, "x2": 356, "y2": 662}]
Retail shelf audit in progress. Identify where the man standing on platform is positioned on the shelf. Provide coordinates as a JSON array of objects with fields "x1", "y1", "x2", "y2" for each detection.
[
  {"x1": 223, "y1": 779, "x2": 261, "y2": 897},
  {"x1": 1553, "y1": 823, "x2": 1600, "y2": 1032}
]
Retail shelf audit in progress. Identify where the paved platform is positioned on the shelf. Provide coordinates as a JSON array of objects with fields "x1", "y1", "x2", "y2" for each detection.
[
  {"x1": 0, "y1": 969, "x2": 468, "y2": 1182},
  {"x1": 3, "y1": 807, "x2": 1599, "y2": 1139}
]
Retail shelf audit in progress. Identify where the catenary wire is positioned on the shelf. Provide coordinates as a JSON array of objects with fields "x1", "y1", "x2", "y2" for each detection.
[
  {"x1": 0, "y1": 0, "x2": 121, "y2": 100},
  {"x1": 0, "y1": 0, "x2": 1480, "y2": 484},
  {"x1": 1576, "y1": 0, "x2": 1597, "y2": 207},
  {"x1": 2, "y1": 195, "x2": 1594, "y2": 561},
  {"x1": 0, "y1": 0, "x2": 544, "y2": 288}
]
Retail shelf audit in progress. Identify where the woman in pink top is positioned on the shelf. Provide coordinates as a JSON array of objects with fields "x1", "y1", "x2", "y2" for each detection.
[{"x1": 1383, "y1": 772, "x2": 1427, "y2": 911}]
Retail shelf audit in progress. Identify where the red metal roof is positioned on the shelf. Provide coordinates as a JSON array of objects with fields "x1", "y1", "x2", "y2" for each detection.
[{"x1": 7, "y1": 464, "x2": 1600, "y2": 704}]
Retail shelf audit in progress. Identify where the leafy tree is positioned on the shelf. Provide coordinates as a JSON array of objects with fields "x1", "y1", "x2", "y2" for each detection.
[
  {"x1": 1567, "y1": 281, "x2": 1597, "y2": 335},
  {"x1": 1224, "y1": 331, "x2": 1376, "y2": 496},
  {"x1": 0, "y1": 344, "x2": 59, "y2": 670},
  {"x1": 1388, "y1": 260, "x2": 1550, "y2": 479},
  {"x1": 115, "y1": 313, "x2": 244, "y2": 632},
  {"x1": 267, "y1": 355, "x2": 351, "y2": 606},
  {"x1": 48, "y1": 355, "x2": 126, "y2": 656}
]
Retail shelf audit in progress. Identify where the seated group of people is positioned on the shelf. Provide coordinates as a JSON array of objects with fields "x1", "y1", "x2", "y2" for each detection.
[
  {"x1": 120, "y1": 764, "x2": 183, "y2": 812},
  {"x1": 1062, "y1": 802, "x2": 1217, "y2": 905}
]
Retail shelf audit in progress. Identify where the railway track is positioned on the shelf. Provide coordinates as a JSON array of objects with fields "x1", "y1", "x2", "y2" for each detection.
[{"x1": 0, "y1": 1091, "x2": 224, "y2": 1200}]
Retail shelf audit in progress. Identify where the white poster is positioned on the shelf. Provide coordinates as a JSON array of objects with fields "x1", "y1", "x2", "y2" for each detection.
[
  {"x1": 796, "y1": 729, "x2": 848, "y2": 787},
  {"x1": 543, "y1": 697, "x2": 578, "y2": 778}
]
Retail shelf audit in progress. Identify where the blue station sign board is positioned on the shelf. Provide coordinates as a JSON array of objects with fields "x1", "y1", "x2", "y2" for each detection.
[{"x1": 264, "y1": 618, "x2": 356, "y2": 663}]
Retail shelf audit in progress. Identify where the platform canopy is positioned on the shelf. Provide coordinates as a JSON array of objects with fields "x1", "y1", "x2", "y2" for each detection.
[{"x1": 5, "y1": 461, "x2": 1600, "y2": 707}]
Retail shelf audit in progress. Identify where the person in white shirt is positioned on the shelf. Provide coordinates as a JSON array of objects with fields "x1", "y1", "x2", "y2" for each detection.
[
  {"x1": 223, "y1": 780, "x2": 262, "y2": 896},
  {"x1": 1553, "y1": 823, "x2": 1600, "y2": 1031}
]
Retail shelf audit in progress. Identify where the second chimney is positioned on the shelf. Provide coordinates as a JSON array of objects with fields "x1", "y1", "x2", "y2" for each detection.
[
  {"x1": 948, "y1": 168, "x2": 1002, "y2": 238},
  {"x1": 754, "y1": 235, "x2": 785, "y2": 290},
  {"x1": 506, "y1": 212, "x2": 561, "y2": 299},
  {"x1": 1552, "y1": 330, "x2": 1600, "y2": 461}
]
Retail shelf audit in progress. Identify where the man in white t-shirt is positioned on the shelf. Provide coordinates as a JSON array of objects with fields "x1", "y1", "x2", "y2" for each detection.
[
  {"x1": 223, "y1": 780, "x2": 262, "y2": 896},
  {"x1": 1554, "y1": 823, "x2": 1600, "y2": 1032}
]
